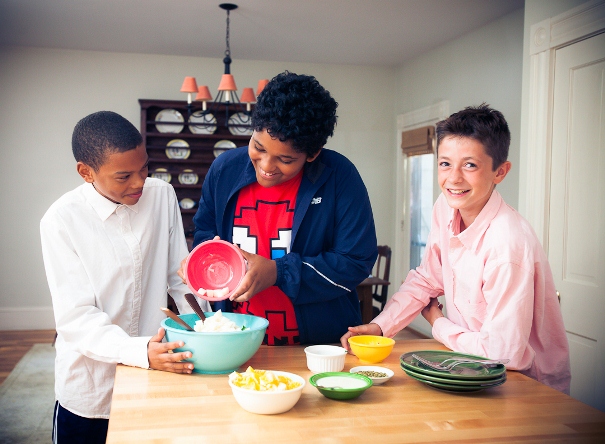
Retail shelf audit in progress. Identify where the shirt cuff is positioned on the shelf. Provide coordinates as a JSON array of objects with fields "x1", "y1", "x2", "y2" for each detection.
[
  {"x1": 372, "y1": 315, "x2": 394, "y2": 338},
  {"x1": 431, "y1": 316, "x2": 463, "y2": 345},
  {"x1": 119, "y1": 335, "x2": 153, "y2": 369},
  {"x1": 274, "y1": 256, "x2": 285, "y2": 287}
]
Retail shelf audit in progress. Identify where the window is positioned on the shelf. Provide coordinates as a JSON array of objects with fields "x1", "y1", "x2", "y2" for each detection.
[
  {"x1": 400, "y1": 125, "x2": 435, "y2": 270},
  {"x1": 408, "y1": 154, "x2": 433, "y2": 269}
]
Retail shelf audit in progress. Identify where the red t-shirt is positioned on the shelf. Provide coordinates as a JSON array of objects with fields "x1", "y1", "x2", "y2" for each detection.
[{"x1": 232, "y1": 171, "x2": 303, "y2": 345}]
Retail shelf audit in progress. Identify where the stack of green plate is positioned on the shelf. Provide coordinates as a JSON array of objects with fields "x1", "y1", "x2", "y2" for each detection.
[{"x1": 400, "y1": 350, "x2": 507, "y2": 393}]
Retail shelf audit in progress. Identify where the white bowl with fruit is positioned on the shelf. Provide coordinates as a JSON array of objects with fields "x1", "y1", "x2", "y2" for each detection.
[{"x1": 229, "y1": 367, "x2": 305, "y2": 415}]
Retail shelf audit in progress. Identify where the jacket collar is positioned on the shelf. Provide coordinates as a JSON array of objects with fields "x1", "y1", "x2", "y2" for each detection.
[
  {"x1": 223, "y1": 148, "x2": 335, "y2": 243},
  {"x1": 304, "y1": 153, "x2": 327, "y2": 184}
]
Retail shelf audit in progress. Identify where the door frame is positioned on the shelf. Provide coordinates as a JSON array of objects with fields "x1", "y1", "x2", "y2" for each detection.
[
  {"x1": 394, "y1": 101, "x2": 449, "y2": 336},
  {"x1": 520, "y1": 0, "x2": 605, "y2": 248}
]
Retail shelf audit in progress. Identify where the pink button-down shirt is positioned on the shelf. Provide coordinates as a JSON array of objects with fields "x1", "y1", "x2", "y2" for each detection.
[{"x1": 375, "y1": 191, "x2": 571, "y2": 393}]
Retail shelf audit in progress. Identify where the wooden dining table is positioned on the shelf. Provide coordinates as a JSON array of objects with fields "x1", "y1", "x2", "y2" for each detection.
[{"x1": 107, "y1": 339, "x2": 605, "y2": 443}]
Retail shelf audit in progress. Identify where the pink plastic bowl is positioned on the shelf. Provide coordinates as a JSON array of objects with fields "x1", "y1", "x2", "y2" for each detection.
[{"x1": 185, "y1": 240, "x2": 246, "y2": 301}]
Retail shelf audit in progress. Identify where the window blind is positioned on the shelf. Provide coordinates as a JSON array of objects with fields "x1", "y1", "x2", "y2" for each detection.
[{"x1": 401, "y1": 125, "x2": 435, "y2": 156}]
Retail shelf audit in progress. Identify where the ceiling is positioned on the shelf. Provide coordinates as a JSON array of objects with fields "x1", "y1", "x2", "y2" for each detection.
[{"x1": 0, "y1": 0, "x2": 525, "y2": 67}]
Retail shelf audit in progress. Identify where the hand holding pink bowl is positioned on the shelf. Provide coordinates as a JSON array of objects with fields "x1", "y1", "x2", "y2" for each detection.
[{"x1": 185, "y1": 239, "x2": 246, "y2": 301}]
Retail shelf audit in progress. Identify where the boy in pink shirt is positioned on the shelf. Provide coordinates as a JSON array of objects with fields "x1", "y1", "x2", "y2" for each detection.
[{"x1": 341, "y1": 104, "x2": 571, "y2": 393}]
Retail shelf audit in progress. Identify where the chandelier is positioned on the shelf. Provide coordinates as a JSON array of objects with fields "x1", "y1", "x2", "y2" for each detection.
[{"x1": 180, "y1": 3, "x2": 268, "y2": 133}]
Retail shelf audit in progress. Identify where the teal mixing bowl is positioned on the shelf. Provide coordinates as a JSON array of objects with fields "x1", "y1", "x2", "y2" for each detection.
[{"x1": 161, "y1": 312, "x2": 268, "y2": 374}]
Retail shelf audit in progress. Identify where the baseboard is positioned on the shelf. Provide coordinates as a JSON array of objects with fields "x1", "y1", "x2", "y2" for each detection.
[{"x1": 0, "y1": 306, "x2": 56, "y2": 330}]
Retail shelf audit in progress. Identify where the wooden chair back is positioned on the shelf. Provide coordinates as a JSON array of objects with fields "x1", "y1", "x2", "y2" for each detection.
[{"x1": 372, "y1": 245, "x2": 392, "y2": 316}]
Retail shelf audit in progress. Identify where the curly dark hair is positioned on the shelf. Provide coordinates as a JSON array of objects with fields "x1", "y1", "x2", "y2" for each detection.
[
  {"x1": 251, "y1": 71, "x2": 338, "y2": 157},
  {"x1": 436, "y1": 103, "x2": 510, "y2": 170},
  {"x1": 72, "y1": 111, "x2": 142, "y2": 171}
]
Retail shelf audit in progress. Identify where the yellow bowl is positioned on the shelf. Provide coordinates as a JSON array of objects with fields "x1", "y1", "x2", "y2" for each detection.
[{"x1": 348, "y1": 335, "x2": 395, "y2": 363}]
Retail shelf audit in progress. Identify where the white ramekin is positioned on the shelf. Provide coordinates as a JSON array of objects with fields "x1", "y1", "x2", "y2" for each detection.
[{"x1": 304, "y1": 345, "x2": 347, "y2": 373}]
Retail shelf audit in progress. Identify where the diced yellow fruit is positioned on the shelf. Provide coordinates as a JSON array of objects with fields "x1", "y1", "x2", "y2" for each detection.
[{"x1": 230, "y1": 368, "x2": 301, "y2": 391}]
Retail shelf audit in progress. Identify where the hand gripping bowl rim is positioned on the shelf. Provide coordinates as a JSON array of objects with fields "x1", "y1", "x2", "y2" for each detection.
[
  {"x1": 347, "y1": 335, "x2": 395, "y2": 364},
  {"x1": 185, "y1": 239, "x2": 246, "y2": 301},
  {"x1": 161, "y1": 312, "x2": 269, "y2": 374}
]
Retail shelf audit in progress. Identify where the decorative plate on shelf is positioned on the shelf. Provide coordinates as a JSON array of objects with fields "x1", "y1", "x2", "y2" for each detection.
[
  {"x1": 188, "y1": 111, "x2": 217, "y2": 134},
  {"x1": 213, "y1": 140, "x2": 237, "y2": 158},
  {"x1": 165, "y1": 139, "x2": 190, "y2": 159},
  {"x1": 178, "y1": 169, "x2": 199, "y2": 185},
  {"x1": 155, "y1": 109, "x2": 184, "y2": 134},
  {"x1": 228, "y1": 112, "x2": 253, "y2": 136},
  {"x1": 150, "y1": 168, "x2": 171, "y2": 183},
  {"x1": 179, "y1": 198, "x2": 196, "y2": 210}
]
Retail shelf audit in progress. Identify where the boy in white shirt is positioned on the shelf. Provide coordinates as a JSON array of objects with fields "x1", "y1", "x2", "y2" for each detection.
[{"x1": 40, "y1": 111, "x2": 210, "y2": 443}]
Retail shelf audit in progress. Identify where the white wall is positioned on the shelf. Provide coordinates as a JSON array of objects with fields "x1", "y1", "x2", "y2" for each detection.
[
  {"x1": 2, "y1": 3, "x2": 571, "y2": 333},
  {"x1": 0, "y1": 45, "x2": 396, "y2": 329},
  {"x1": 391, "y1": 9, "x2": 525, "y2": 336},
  {"x1": 395, "y1": 8, "x2": 525, "y2": 208},
  {"x1": 518, "y1": 0, "x2": 590, "y2": 216}
]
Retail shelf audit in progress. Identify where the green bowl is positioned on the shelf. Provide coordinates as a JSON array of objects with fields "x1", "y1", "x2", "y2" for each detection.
[{"x1": 309, "y1": 372, "x2": 373, "y2": 400}]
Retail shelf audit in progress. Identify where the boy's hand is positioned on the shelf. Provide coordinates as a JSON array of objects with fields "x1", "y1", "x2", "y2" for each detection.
[
  {"x1": 229, "y1": 249, "x2": 276, "y2": 302},
  {"x1": 340, "y1": 323, "x2": 383, "y2": 353},
  {"x1": 177, "y1": 257, "x2": 188, "y2": 284},
  {"x1": 421, "y1": 298, "x2": 444, "y2": 326},
  {"x1": 148, "y1": 328, "x2": 194, "y2": 374},
  {"x1": 178, "y1": 236, "x2": 221, "y2": 284}
]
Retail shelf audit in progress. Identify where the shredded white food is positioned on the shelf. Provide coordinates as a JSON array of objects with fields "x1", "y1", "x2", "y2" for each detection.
[
  {"x1": 197, "y1": 287, "x2": 229, "y2": 298},
  {"x1": 194, "y1": 310, "x2": 240, "y2": 332}
]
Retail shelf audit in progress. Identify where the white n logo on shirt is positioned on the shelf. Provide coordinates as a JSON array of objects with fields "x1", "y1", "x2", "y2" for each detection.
[{"x1": 232, "y1": 226, "x2": 257, "y2": 254}]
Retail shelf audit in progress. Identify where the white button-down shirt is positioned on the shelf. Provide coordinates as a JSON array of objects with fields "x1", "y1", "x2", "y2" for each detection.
[{"x1": 40, "y1": 178, "x2": 209, "y2": 418}]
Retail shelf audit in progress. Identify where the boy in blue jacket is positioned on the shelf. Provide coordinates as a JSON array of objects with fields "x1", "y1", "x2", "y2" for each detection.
[{"x1": 180, "y1": 71, "x2": 377, "y2": 345}]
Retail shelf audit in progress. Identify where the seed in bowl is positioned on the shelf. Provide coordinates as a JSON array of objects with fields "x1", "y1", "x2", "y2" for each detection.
[
  {"x1": 355, "y1": 370, "x2": 388, "y2": 378},
  {"x1": 229, "y1": 366, "x2": 302, "y2": 391}
]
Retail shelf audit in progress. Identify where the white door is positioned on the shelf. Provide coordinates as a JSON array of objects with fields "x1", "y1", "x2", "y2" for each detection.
[{"x1": 549, "y1": 31, "x2": 605, "y2": 410}]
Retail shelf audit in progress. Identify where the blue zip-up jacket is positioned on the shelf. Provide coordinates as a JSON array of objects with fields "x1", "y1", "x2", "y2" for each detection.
[{"x1": 192, "y1": 147, "x2": 378, "y2": 344}]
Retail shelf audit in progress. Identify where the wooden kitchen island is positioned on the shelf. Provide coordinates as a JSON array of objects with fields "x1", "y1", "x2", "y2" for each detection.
[{"x1": 107, "y1": 339, "x2": 605, "y2": 443}]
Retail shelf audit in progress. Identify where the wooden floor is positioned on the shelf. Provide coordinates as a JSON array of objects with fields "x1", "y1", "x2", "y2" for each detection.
[{"x1": 0, "y1": 329, "x2": 56, "y2": 385}]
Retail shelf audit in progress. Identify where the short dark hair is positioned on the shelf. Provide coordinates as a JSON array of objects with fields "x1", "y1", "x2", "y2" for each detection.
[
  {"x1": 436, "y1": 104, "x2": 510, "y2": 170},
  {"x1": 251, "y1": 71, "x2": 338, "y2": 157},
  {"x1": 72, "y1": 111, "x2": 143, "y2": 171}
]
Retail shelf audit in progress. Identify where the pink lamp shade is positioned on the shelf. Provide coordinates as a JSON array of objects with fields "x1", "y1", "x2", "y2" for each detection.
[
  {"x1": 240, "y1": 87, "x2": 256, "y2": 103},
  {"x1": 217, "y1": 74, "x2": 237, "y2": 91},
  {"x1": 195, "y1": 85, "x2": 213, "y2": 101},
  {"x1": 180, "y1": 76, "x2": 199, "y2": 93},
  {"x1": 256, "y1": 79, "x2": 269, "y2": 96}
]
